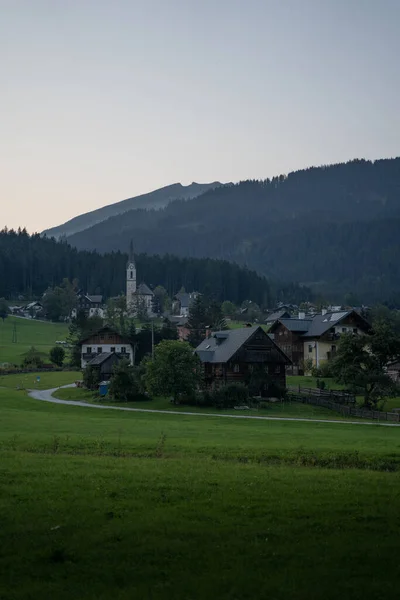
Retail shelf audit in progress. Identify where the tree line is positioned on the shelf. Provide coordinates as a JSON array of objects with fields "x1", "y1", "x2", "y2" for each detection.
[{"x1": 0, "y1": 228, "x2": 311, "y2": 307}]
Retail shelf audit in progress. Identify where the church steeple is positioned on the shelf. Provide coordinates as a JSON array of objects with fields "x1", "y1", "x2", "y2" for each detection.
[
  {"x1": 126, "y1": 240, "x2": 137, "y2": 302},
  {"x1": 127, "y1": 239, "x2": 135, "y2": 266}
]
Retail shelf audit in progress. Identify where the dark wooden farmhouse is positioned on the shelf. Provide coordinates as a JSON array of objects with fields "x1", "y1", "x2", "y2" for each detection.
[
  {"x1": 86, "y1": 352, "x2": 123, "y2": 381},
  {"x1": 195, "y1": 325, "x2": 291, "y2": 397}
]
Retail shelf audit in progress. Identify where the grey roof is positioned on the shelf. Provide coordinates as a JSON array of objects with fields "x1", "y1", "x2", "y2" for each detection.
[
  {"x1": 195, "y1": 326, "x2": 290, "y2": 364},
  {"x1": 86, "y1": 295, "x2": 103, "y2": 304},
  {"x1": 277, "y1": 318, "x2": 312, "y2": 333},
  {"x1": 301, "y1": 311, "x2": 352, "y2": 338},
  {"x1": 135, "y1": 282, "x2": 154, "y2": 296},
  {"x1": 175, "y1": 292, "x2": 198, "y2": 308},
  {"x1": 265, "y1": 309, "x2": 291, "y2": 323},
  {"x1": 88, "y1": 352, "x2": 115, "y2": 366}
]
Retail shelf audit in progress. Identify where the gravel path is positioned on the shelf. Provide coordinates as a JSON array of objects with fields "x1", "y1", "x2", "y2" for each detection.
[{"x1": 26, "y1": 386, "x2": 400, "y2": 427}]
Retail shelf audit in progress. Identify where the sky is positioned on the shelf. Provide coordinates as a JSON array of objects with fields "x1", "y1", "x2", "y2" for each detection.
[{"x1": 1, "y1": 0, "x2": 399, "y2": 233}]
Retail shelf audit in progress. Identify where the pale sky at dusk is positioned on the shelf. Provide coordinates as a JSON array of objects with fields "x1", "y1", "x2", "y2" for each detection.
[{"x1": 1, "y1": 0, "x2": 399, "y2": 233}]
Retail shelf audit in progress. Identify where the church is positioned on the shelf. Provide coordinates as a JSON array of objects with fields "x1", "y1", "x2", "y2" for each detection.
[{"x1": 126, "y1": 244, "x2": 155, "y2": 317}]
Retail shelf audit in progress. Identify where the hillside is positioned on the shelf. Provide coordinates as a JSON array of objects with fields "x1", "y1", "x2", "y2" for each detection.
[
  {"x1": 42, "y1": 181, "x2": 223, "y2": 239},
  {"x1": 0, "y1": 229, "x2": 310, "y2": 307},
  {"x1": 65, "y1": 158, "x2": 400, "y2": 303}
]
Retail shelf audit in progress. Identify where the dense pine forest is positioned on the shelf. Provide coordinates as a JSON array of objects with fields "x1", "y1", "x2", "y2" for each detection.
[
  {"x1": 63, "y1": 158, "x2": 400, "y2": 303},
  {"x1": 0, "y1": 229, "x2": 310, "y2": 306}
]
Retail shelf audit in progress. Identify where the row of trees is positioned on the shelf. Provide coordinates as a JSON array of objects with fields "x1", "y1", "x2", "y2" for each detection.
[{"x1": 0, "y1": 228, "x2": 310, "y2": 307}]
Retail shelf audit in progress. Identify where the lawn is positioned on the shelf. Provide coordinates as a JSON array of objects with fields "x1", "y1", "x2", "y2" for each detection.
[
  {"x1": 54, "y1": 386, "x2": 356, "y2": 421},
  {"x1": 0, "y1": 316, "x2": 69, "y2": 365},
  {"x1": 0, "y1": 390, "x2": 400, "y2": 599},
  {"x1": 0, "y1": 370, "x2": 80, "y2": 390},
  {"x1": 1, "y1": 387, "x2": 400, "y2": 599}
]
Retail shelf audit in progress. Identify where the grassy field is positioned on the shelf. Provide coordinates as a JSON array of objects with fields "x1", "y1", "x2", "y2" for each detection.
[
  {"x1": 0, "y1": 370, "x2": 79, "y2": 390},
  {"x1": 1, "y1": 387, "x2": 400, "y2": 599},
  {"x1": 0, "y1": 316, "x2": 69, "y2": 365},
  {"x1": 54, "y1": 386, "x2": 358, "y2": 421}
]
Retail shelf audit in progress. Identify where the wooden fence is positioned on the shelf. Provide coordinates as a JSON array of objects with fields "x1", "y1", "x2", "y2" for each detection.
[
  {"x1": 288, "y1": 392, "x2": 400, "y2": 423},
  {"x1": 287, "y1": 385, "x2": 356, "y2": 404}
]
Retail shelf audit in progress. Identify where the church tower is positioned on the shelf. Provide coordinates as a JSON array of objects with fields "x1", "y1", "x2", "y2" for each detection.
[{"x1": 126, "y1": 240, "x2": 137, "y2": 310}]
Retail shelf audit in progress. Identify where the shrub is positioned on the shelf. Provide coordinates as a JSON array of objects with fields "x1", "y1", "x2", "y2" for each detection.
[
  {"x1": 83, "y1": 366, "x2": 101, "y2": 391},
  {"x1": 49, "y1": 346, "x2": 65, "y2": 367},
  {"x1": 109, "y1": 359, "x2": 148, "y2": 402},
  {"x1": 212, "y1": 383, "x2": 249, "y2": 409},
  {"x1": 22, "y1": 346, "x2": 44, "y2": 369}
]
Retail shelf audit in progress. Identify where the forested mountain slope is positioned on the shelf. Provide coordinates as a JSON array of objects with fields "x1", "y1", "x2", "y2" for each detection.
[
  {"x1": 0, "y1": 229, "x2": 310, "y2": 306},
  {"x1": 43, "y1": 181, "x2": 222, "y2": 239},
  {"x1": 65, "y1": 158, "x2": 400, "y2": 303}
]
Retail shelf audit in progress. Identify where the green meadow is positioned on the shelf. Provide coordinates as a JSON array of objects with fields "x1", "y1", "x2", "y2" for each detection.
[
  {"x1": 0, "y1": 382, "x2": 400, "y2": 599},
  {"x1": 0, "y1": 316, "x2": 69, "y2": 365}
]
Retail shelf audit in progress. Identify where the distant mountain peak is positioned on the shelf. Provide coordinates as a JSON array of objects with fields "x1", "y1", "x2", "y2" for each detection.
[{"x1": 42, "y1": 181, "x2": 223, "y2": 239}]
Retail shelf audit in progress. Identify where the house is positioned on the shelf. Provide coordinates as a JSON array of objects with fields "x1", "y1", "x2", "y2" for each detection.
[
  {"x1": 72, "y1": 291, "x2": 104, "y2": 319},
  {"x1": 269, "y1": 309, "x2": 371, "y2": 374},
  {"x1": 86, "y1": 352, "x2": 123, "y2": 380},
  {"x1": 195, "y1": 325, "x2": 291, "y2": 397},
  {"x1": 387, "y1": 360, "x2": 400, "y2": 383},
  {"x1": 80, "y1": 326, "x2": 134, "y2": 369},
  {"x1": 173, "y1": 292, "x2": 199, "y2": 317},
  {"x1": 169, "y1": 316, "x2": 190, "y2": 341},
  {"x1": 24, "y1": 301, "x2": 43, "y2": 317}
]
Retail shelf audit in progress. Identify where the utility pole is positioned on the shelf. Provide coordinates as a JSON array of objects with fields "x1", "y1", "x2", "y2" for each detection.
[{"x1": 151, "y1": 321, "x2": 154, "y2": 359}]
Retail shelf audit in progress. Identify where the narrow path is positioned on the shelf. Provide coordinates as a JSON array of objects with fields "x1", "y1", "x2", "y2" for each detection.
[{"x1": 27, "y1": 386, "x2": 400, "y2": 427}]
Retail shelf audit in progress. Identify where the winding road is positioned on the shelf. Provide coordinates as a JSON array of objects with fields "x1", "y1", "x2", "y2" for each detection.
[{"x1": 27, "y1": 386, "x2": 400, "y2": 427}]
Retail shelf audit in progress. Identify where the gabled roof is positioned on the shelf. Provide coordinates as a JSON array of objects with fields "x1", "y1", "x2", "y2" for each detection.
[
  {"x1": 195, "y1": 326, "x2": 291, "y2": 365},
  {"x1": 80, "y1": 325, "x2": 131, "y2": 345},
  {"x1": 135, "y1": 282, "x2": 154, "y2": 296},
  {"x1": 301, "y1": 310, "x2": 371, "y2": 338},
  {"x1": 175, "y1": 292, "x2": 198, "y2": 307},
  {"x1": 86, "y1": 295, "x2": 103, "y2": 304},
  {"x1": 265, "y1": 309, "x2": 291, "y2": 323},
  {"x1": 88, "y1": 352, "x2": 117, "y2": 366},
  {"x1": 270, "y1": 318, "x2": 312, "y2": 333}
]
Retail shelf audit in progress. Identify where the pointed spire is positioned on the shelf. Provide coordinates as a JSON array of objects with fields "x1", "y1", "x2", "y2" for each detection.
[{"x1": 128, "y1": 240, "x2": 135, "y2": 264}]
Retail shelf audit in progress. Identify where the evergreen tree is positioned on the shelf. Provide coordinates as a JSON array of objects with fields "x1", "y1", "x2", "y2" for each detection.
[{"x1": 187, "y1": 295, "x2": 209, "y2": 347}]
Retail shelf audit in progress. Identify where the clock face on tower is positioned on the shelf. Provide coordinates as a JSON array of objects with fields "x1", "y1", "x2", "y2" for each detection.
[{"x1": 129, "y1": 264, "x2": 134, "y2": 270}]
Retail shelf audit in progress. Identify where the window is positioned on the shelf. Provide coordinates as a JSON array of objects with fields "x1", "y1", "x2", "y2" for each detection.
[
  {"x1": 308, "y1": 344, "x2": 313, "y2": 353},
  {"x1": 342, "y1": 327, "x2": 347, "y2": 333},
  {"x1": 111, "y1": 347, "x2": 116, "y2": 353},
  {"x1": 248, "y1": 365, "x2": 254, "y2": 373},
  {"x1": 353, "y1": 328, "x2": 358, "y2": 334},
  {"x1": 233, "y1": 364, "x2": 240, "y2": 373},
  {"x1": 97, "y1": 347, "x2": 102, "y2": 354},
  {"x1": 86, "y1": 346, "x2": 92, "y2": 354},
  {"x1": 275, "y1": 365, "x2": 281, "y2": 374},
  {"x1": 121, "y1": 346, "x2": 126, "y2": 354},
  {"x1": 130, "y1": 271, "x2": 133, "y2": 279}
]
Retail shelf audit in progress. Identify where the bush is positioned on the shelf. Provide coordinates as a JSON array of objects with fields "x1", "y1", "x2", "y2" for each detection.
[
  {"x1": 22, "y1": 346, "x2": 44, "y2": 369},
  {"x1": 212, "y1": 383, "x2": 249, "y2": 409},
  {"x1": 49, "y1": 346, "x2": 65, "y2": 367},
  {"x1": 312, "y1": 362, "x2": 334, "y2": 379},
  {"x1": 109, "y1": 359, "x2": 148, "y2": 402},
  {"x1": 83, "y1": 366, "x2": 101, "y2": 391}
]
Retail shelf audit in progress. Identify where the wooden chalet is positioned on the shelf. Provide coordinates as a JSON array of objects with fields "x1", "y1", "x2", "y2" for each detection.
[{"x1": 195, "y1": 325, "x2": 291, "y2": 397}]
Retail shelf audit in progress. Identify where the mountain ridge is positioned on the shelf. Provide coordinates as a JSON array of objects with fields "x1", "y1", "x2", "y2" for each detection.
[
  {"x1": 43, "y1": 181, "x2": 223, "y2": 239},
  {"x1": 52, "y1": 157, "x2": 400, "y2": 303}
]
